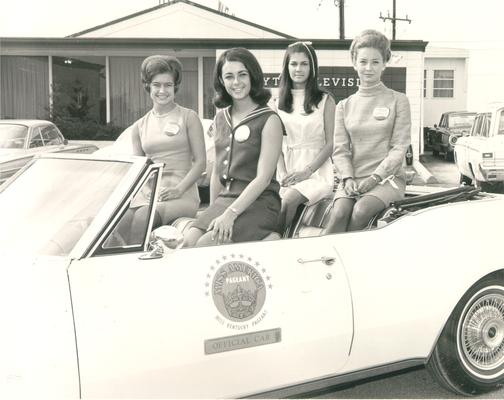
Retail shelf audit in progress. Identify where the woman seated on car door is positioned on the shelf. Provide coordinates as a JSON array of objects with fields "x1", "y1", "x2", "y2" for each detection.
[
  {"x1": 125, "y1": 55, "x2": 206, "y2": 242},
  {"x1": 184, "y1": 47, "x2": 284, "y2": 247},
  {"x1": 325, "y1": 29, "x2": 411, "y2": 233}
]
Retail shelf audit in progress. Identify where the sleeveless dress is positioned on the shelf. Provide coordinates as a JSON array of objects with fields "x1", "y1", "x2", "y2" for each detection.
[
  {"x1": 130, "y1": 105, "x2": 200, "y2": 223},
  {"x1": 277, "y1": 91, "x2": 334, "y2": 205},
  {"x1": 192, "y1": 106, "x2": 282, "y2": 242}
]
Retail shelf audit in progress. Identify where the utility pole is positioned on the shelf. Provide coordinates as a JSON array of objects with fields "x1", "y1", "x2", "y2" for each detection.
[
  {"x1": 336, "y1": 0, "x2": 345, "y2": 40},
  {"x1": 379, "y1": 0, "x2": 411, "y2": 40}
]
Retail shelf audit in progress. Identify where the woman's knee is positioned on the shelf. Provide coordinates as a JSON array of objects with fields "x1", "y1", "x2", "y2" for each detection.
[
  {"x1": 350, "y1": 200, "x2": 385, "y2": 227},
  {"x1": 184, "y1": 227, "x2": 204, "y2": 247}
]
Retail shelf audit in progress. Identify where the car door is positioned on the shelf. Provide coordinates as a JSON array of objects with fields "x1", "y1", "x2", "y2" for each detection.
[
  {"x1": 468, "y1": 113, "x2": 491, "y2": 180},
  {"x1": 68, "y1": 213, "x2": 353, "y2": 397}
]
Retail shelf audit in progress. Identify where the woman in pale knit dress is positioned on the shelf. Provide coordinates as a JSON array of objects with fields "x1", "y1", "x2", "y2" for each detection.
[
  {"x1": 325, "y1": 29, "x2": 411, "y2": 233},
  {"x1": 276, "y1": 41, "x2": 336, "y2": 232}
]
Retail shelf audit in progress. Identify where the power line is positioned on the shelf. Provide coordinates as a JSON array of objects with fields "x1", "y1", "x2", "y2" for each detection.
[{"x1": 379, "y1": 0, "x2": 411, "y2": 40}]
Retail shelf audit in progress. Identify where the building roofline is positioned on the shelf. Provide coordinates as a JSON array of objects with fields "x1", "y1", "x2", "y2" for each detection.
[
  {"x1": 67, "y1": 0, "x2": 296, "y2": 39},
  {"x1": 0, "y1": 37, "x2": 429, "y2": 52}
]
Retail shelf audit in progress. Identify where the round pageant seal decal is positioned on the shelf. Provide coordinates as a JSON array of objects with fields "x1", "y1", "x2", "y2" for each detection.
[
  {"x1": 234, "y1": 125, "x2": 250, "y2": 142},
  {"x1": 205, "y1": 254, "x2": 272, "y2": 329}
]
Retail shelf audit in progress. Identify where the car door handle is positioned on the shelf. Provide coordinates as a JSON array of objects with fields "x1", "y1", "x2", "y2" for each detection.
[{"x1": 297, "y1": 256, "x2": 336, "y2": 266}]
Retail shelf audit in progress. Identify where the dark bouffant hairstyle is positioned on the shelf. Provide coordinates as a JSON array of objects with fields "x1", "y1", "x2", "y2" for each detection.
[
  {"x1": 213, "y1": 47, "x2": 271, "y2": 108},
  {"x1": 350, "y1": 29, "x2": 391, "y2": 63},
  {"x1": 278, "y1": 41, "x2": 325, "y2": 115},
  {"x1": 141, "y1": 55, "x2": 183, "y2": 93}
]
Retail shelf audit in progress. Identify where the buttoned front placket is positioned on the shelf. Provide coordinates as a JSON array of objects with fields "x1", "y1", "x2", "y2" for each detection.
[
  {"x1": 222, "y1": 108, "x2": 235, "y2": 192},
  {"x1": 221, "y1": 106, "x2": 272, "y2": 192}
]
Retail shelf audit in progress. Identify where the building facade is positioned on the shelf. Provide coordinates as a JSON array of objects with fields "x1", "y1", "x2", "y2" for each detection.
[
  {"x1": 0, "y1": 0, "x2": 427, "y2": 157},
  {"x1": 423, "y1": 46, "x2": 470, "y2": 127}
]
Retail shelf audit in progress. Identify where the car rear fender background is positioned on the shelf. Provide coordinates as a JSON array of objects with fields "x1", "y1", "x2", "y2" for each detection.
[
  {"x1": 332, "y1": 197, "x2": 504, "y2": 374},
  {"x1": 0, "y1": 255, "x2": 80, "y2": 399}
]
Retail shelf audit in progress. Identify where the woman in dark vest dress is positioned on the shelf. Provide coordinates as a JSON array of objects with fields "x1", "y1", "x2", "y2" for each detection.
[{"x1": 185, "y1": 47, "x2": 284, "y2": 246}]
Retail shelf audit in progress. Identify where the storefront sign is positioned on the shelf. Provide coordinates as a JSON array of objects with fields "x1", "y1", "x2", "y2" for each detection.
[{"x1": 264, "y1": 66, "x2": 406, "y2": 102}]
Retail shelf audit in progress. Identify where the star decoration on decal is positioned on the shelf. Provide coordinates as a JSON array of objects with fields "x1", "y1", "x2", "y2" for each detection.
[
  {"x1": 231, "y1": 253, "x2": 235, "y2": 258},
  {"x1": 262, "y1": 268, "x2": 266, "y2": 273},
  {"x1": 247, "y1": 257, "x2": 252, "y2": 262},
  {"x1": 222, "y1": 255, "x2": 227, "y2": 261},
  {"x1": 205, "y1": 292, "x2": 209, "y2": 296},
  {"x1": 268, "y1": 284, "x2": 273, "y2": 289},
  {"x1": 266, "y1": 276, "x2": 270, "y2": 281},
  {"x1": 207, "y1": 273, "x2": 211, "y2": 278},
  {"x1": 255, "y1": 262, "x2": 260, "y2": 267},
  {"x1": 205, "y1": 282, "x2": 209, "y2": 287},
  {"x1": 216, "y1": 259, "x2": 220, "y2": 264},
  {"x1": 210, "y1": 266, "x2": 214, "y2": 270},
  {"x1": 239, "y1": 254, "x2": 244, "y2": 258}
]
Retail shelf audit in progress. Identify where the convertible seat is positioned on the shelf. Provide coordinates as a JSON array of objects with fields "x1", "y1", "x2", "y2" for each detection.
[
  {"x1": 290, "y1": 197, "x2": 335, "y2": 238},
  {"x1": 292, "y1": 185, "x2": 482, "y2": 237},
  {"x1": 170, "y1": 217, "x2": 281, "y2": 241}
]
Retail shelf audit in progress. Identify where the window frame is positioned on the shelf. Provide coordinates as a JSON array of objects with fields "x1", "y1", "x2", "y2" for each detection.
[{"x1": 433, "y1": 69, "x2": 454, "y2": 98}]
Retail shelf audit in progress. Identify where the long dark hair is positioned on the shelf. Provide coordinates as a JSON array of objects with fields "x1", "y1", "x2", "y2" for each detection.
[
  {"x1": 278, "y1": 42, "x2": 324, "y2": 114},
  {"x1": 213, "y1": 47, "x2": 271, "y2": 108}
]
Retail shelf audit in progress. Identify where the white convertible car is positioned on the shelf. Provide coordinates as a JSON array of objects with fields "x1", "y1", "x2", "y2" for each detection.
[{"x1": 1, "y1": 153, "x2": 504, "y2": 399}]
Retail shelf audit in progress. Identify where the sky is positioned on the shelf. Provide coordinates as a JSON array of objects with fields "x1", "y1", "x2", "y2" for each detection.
[
  {"x1": 1, "y1": 0, "x2": 502, "y2": 47},
  {"x1": 2, "y1": 0, "x2": 504, "y2": 109}
]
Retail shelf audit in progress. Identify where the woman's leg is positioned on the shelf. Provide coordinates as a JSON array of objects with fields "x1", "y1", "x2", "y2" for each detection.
[
  {"x1": 347, "y1": 196, "x2": 386, "y2": 231},
  {"x1": 194, "y1": 230, "x2": 233, "y2": 247},
  {"x1": 156, "y1": 198, "x2": 198, "y2": 226},
  {"x1": 129, "y1": 206, "x2": 162, "y2": 244},
  {"x1": 323, "y1": 198, "x2": 355, "y2": 234},
  {"x1": 279, "y1": 187, "x2": 308, "y2": 233},
  {"x1": 184, "y1": 227, "x2": 206, "y2": 247}
]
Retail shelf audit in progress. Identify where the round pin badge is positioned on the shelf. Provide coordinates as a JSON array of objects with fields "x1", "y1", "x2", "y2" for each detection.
[
  {"x1": 373, "y1": 107, "x2": 390, "y2": 120},
  {"x1": 234, "y1": 125, "x2": 251, "y2": 142},
  {"x1": 163, "y1": 122, "x2": 180, "y2": 136}
]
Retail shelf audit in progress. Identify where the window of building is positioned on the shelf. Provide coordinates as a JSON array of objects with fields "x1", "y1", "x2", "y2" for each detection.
[
  {"x1": 52, "y1": 56, "x2": 106, "y2": 124},
  {"x1": 433, "y1": 70, "x2": 454, "y2": 98},
  {"x1": 423, "y1": 69, "x2": 427, "y2": 98},
  {"x1": 0, "y1": 56, "x2": 49, "y2": 119}
]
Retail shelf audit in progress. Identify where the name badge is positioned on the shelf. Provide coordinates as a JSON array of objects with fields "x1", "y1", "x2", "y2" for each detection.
[
  {"x1": 163, "y1": 122, "x2": 180, "y2": 136},
  {"x1": 234, "y1": 125, "x2": 250, "y2": 142},
  {"x1": 373, "y1": 107, "x2": 390, "y2": 120}
]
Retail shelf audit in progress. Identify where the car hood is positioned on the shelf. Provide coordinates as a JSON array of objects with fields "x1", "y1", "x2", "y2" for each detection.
[
  {"x1": 0, "y1": 254, "x2": 79, "y2": 398},
  {"x1": 0, "y1": 145, "x2": 89, "y2": 164}
]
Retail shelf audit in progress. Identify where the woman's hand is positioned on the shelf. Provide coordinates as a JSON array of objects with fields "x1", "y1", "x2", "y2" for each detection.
[
  {"x1": 357, "y1": 176, "x2": 379, "y2": 194},
  {"x1": 281, "y1": 167, "x2": 312, "y2": 186},
  {"x1": 158, "y1": 186, "x2": 183, "y2": 201},
  {"x1": 208, "y1": 209, "x2": 237, "y2": 245},
  {"x1": 343, "y1": 178, "x2": 359, "y2": 196}
]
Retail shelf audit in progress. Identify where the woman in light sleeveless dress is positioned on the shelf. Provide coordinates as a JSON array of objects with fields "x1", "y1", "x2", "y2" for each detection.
[
  {"x1": 127, "y1": 55, "x2": 205, "y2": 241},
  {"x1": 276, "y1": 41, "x2": 336, "y2": 231}
]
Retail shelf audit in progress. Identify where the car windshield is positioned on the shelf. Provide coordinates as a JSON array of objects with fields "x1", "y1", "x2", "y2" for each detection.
[
  {"x1": 0, "y1": 124, "x2": 28, "y2": 149},
  {"x1": 0, "y1": 158, "x2": 131, "y2": 256},
  {"x1": 448, "y1": 114, "x2": 476, "y2": 129}
]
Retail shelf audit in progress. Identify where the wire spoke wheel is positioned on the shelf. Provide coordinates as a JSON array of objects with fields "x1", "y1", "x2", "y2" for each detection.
[
  {"x1": 458, "y1": 288, "x2": 504, "y2": 377},
  {"x1": 428, "y1": 278, "x2": 504, "y2": 396}
]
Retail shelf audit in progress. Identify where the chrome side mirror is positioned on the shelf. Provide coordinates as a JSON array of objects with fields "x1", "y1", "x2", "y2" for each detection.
[{"x1": 139, "y1": 226, "x2": 184, "y2": 260}]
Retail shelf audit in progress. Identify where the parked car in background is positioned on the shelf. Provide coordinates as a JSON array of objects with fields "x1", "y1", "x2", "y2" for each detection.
[
  {"x1": 454, "y1": 103, "x2": 504, "y2": 192},
  {"x1": 1, "y1": 152, "x2": 504, "y2": 398},
  {"x1": 0, "y1": 119, "x2": 98, "y2": 185},
  {"x1": 428, "y1": 111, "x2": 476, "y2": 161}
]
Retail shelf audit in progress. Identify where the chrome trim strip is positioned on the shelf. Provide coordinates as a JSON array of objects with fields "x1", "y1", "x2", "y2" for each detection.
[{"x1": 246, "y1": 359, "x2": 425, "y2": 399}]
